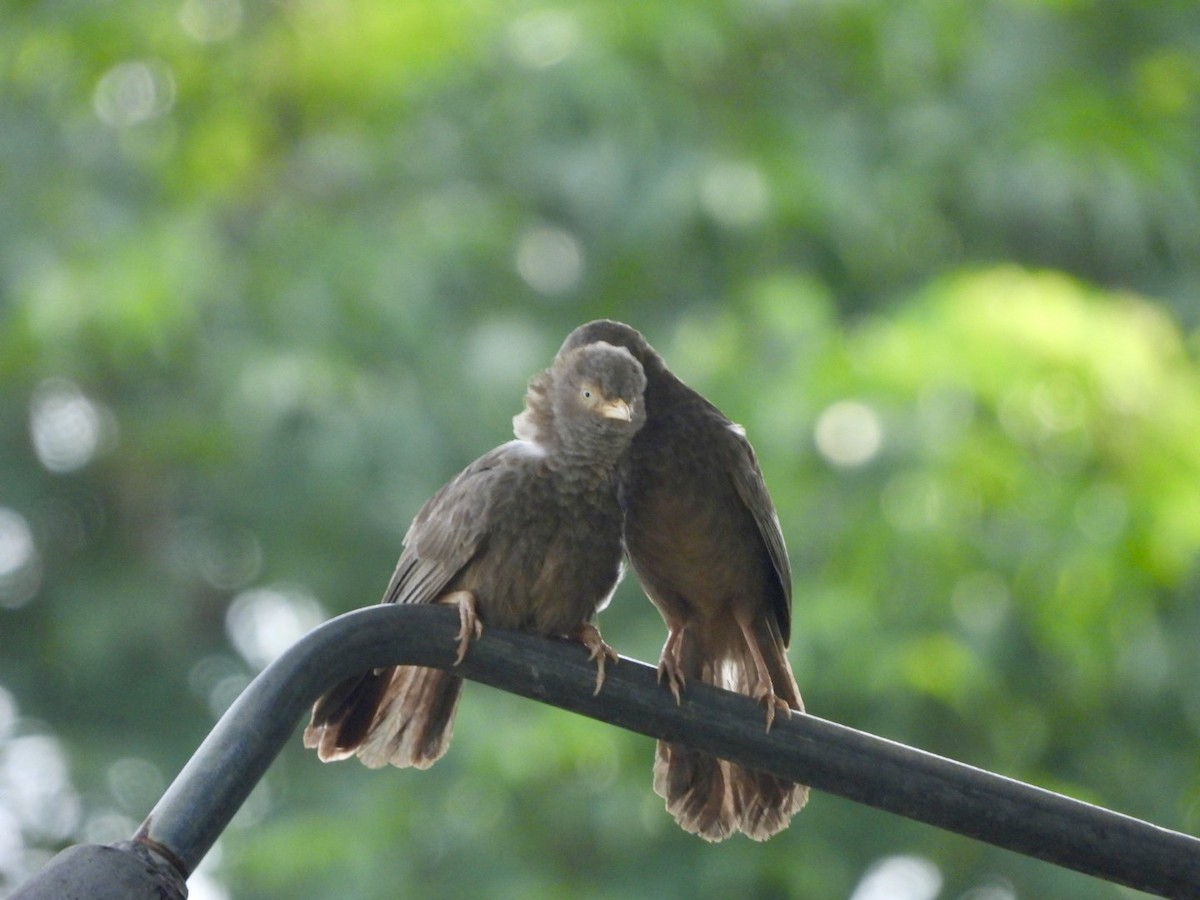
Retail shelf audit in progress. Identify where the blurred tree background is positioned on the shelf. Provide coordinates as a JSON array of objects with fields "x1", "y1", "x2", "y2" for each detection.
[{"x1": 2, "y1": 0, "x2": 1199, "y2": 897}]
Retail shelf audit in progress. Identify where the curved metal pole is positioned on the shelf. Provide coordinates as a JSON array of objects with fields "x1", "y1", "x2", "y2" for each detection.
[
  {"x1": 134, "y1": 604, "x2": 1200, "y2": 897},
  {"x1": 135, "y1": 604, "x2": 462, "y2": 874}
]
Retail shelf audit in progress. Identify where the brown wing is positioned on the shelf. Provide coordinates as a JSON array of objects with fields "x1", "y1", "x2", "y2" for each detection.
[
  {"x1": 724, "y1": 423, "x2": 793, "y2": 642},
  {"x1": 378, "y1": 440, "x2": 538, "y2": 607}
]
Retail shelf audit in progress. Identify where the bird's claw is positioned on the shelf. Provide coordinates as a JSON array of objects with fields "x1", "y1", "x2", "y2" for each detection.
[
  {"x1": 440, "y1": 590, "x2": 483, "y2": 665},
  {"x1": 657, "y1": 658, "x2": 685, "y2": 705},
  {"x1": 734, "y1": 611, "x2": 792, "y2": 731},
  {"x1": 657, "y1": 625, "x2": 688, "y2": 704},
  {"x1": 571, "y1": 622, "x2": 618, "y2": 695},
  {"x1": 755, "y1": 685, "x2": 792, "y2": 733}
]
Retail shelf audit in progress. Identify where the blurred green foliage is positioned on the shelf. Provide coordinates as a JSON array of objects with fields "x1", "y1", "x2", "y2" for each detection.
[{"x1": 2, "y1": 0, "x2": 1199, "y2": 897}]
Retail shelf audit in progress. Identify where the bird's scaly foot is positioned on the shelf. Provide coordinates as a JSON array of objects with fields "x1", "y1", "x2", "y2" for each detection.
[
  {"x1": 657, "y1": 624, "x2": 688, "y2": 704},
  {"x1": 734, "y1": 610, "x2": 792, "y2": 732},
  {"x1": 439, "y1": 590, "x2": 483, "y2": 665},
  {"x1": 752, "y1": 682, "x2": 793, "y2": 732},
  {"x1": 571, "y1": 622, "x2": 619, "y2": 695}
]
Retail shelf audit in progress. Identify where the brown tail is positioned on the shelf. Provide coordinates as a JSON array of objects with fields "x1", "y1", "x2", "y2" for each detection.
[
  {"x1": 303, "y1": 665, "x2": 463, "y2": 770},
  {"x1": 652, "y1": 634, "x2": 736, "y2": 841},
  {"x1": 730, "y1": 614, "x2": 808, "y2": 840},
  {"x1": 654, "y1": 616, "x2": 808, "y2": 841},
  {"x1": 653, "y1": 741, "x2": 737, "y2": 842}
]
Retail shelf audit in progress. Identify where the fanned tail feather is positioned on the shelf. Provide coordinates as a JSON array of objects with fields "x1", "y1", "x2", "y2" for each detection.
[
  {"x1": 303, "y1": 665, "x2": 463, "y2": 770},
  {"x1": 653, "y1": 641, "x2": 737, "y2": 841},
  {"x1": 653, "y1": 740, "x2": 737, "y2": 842},
  {"x1": 728, "y1": 615, "x2": 808, "y2": 838},
  {"x1": 655, "y1": 619, "x2": 808, "y2": 841}
]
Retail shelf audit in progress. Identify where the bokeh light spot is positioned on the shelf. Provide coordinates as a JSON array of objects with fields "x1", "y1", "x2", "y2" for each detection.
[
  {"x1": 700, "y1": 161, "x2": 769, "y2": 228},
  {"x1": 467, "y1": 318, "x2": 547, "y2": 389},
  {"x1": 1, "y1": 735, "x2": 81, "y2": 842},
  {"x1": 29, "y1": 378, "x2": 117, "y2": 474},
  {"x1": 959, "y1": 878, "x2": 1018, "y2": 900},
  {"x1": 0, "y1": 687, "x2": 16, "y2": 741},
  {"x1": 849, "y1": 855, "x2": 943, "y2": 900},
  {"x1": 515, "y1": 225, "x2": 584, "y2": 295},
  {"x1": 180, "y1": 0, "x2": 243, "y2": 43},
  {"x1": 168, "y1": 519, "x2": 263, "y2": 591},
  {"x1": 189, "y1": 869, "x2": 233, "y2": 900},
  {"x1": 0, "y1": 806, "x2": 23, "y2": 878},
  {"x1": 83, "y1": 809, "x2": 138, "y2": 846},
  {"x1": 0, "y1": 511, "x2": 34, "y2": 580},
  {"x1": 226, "y1": 585, "x2": 326, "y2": 670},
  {"x1": 106, "y1": 757, "x2": 165, "y2": 817},
  {"x1": 952, "y1": 571, "x2": 1010, "y2": 636},
  {"x1": 815, "y1": 400, "x2": 883, "y2": 468},
  {"x1": 507, "y1": 9, "x2": 580, "y2": 69},
  {"x1": 93, "y1": 59, "x2": 176, "y2": 128},
  {"x1": 0, "y1": 508, "x2": 40, "y2": 610},
  {"x1": 207, "y1": 674, "x2": 251, "y2": 718}
]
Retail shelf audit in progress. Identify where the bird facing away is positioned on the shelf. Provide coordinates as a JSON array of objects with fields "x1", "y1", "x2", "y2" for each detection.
[
  {"x1": 554, "y1": 320, "x2": 809, "y2": 842},
  {"x1": 303, "y1": 341, "x2": 646, "y2": 770}
]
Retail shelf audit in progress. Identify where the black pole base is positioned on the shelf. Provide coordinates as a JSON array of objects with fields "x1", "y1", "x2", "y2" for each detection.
[{"x1": 10, "y1": 841, "x2": 187, "y2": 900}]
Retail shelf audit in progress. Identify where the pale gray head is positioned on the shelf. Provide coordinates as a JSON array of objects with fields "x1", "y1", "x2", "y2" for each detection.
[{"x1": 515, "y1": 341, "x2": 646, "y2": 461}]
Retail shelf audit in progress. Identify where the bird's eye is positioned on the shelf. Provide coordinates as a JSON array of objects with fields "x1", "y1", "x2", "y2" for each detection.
[{"x1": 582, "y1": 388, "x2": 593, "y2": 400}]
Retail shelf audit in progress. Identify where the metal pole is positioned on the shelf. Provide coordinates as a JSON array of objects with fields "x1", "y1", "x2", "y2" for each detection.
[
  {"x1": 9, "y1": 842, "x2": 186, "y2": 899},
  {"x1": 135, "y1": 604, "x2": 461, "y2": 875},
  {"x1": 17, "y1": 603, "x2": 1200, "y2": 897}
]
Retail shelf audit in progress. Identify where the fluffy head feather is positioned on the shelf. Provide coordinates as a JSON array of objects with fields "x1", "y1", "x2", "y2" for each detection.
[{"x1": 514, "y1": 340, "x2": 646, "y2": 460}]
